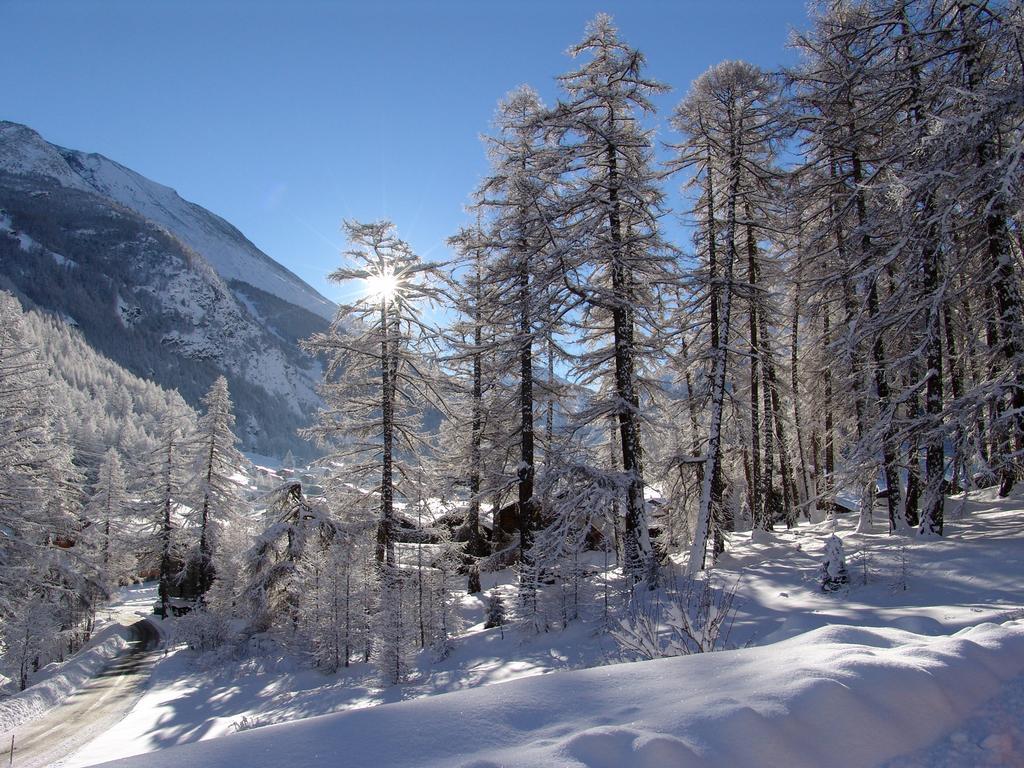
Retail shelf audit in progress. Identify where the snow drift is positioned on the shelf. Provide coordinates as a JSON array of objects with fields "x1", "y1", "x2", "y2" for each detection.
[
  {"x1": 0, "y1": 623, "x2": 130, "y2": 736},
  {"x1": 95, "y1": 619, "x2": 1024, "y2": 768}
]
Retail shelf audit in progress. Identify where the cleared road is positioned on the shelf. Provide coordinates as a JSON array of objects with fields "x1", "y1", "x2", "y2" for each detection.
[{"x1": 1, "y1": 618, "x2": 160, "y2": 768}]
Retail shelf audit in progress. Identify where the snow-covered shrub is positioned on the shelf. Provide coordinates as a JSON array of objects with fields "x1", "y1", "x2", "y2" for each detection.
[
  {"x1": 484, "y1": 589, "x2": 506, "y2": 631},
  {"x1": 372, "y1": 570, "x2": 417, "y2": 685},
  {"x1": 429, "y1": 536, "x2": 465, "y2": 661},
  {"x1": 231, "y1": 714, "x2": 269, "y2": 733},
  {"x1": 891, "y1": 543, "x2": 910, "y2": 592},
  {"x1": 820, "y1": 534, "x2": 849, "y2": 592},
  {"x1": 612, "y1": 573, "x2": 738, "y2": 659},
  {"x1": 175, "y1": 608, "x2": 234, "y2": 652},
  {"x1": 851, "y1": 548, "x2": 872, "y2": 585}
]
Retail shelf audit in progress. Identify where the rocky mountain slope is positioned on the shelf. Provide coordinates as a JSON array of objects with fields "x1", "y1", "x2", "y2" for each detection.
[{"x1": 0, "y1": 121, "x2": 334, "y2": 457}]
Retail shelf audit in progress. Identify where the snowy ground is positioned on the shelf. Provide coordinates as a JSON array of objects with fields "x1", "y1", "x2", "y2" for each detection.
[
  {"x1": 93, "y1": 619, "x2": 1024, "y2": 768},
  {"x1": 30, "y1": 490, "x2": 1024, "y2": 766}
]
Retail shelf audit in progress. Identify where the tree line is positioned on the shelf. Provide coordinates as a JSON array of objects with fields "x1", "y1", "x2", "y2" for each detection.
[
  {"x1": 0, "y1": 290, "x2": 250, "y2": 689},
  {"x1": 309, "y1": 0, "x2": 1022, "y2": 630}
]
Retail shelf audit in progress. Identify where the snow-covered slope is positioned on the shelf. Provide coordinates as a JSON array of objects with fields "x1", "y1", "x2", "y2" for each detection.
[
  {"x1": 63, "y1": 151, "x2": 335, "y2": 321},
  {"x1": 0, "y1": 122, "x2": 94, "y2": 192},
  {"x1": 53, "y1": 491, "x2": 1024, "y2": 768},
  {"x1": 0, "y1": 121, "x2": 334, "y2": 321},
  {"x1": 93, "y1": 619, "x2": 1024, "y2": 768},
  {"x1": 0, "y1": 125, "x2": 329, "y2": 457}
]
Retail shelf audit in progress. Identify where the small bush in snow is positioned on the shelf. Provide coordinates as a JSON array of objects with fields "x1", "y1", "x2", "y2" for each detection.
[
  {"x1": 820, "y1": 534, "x2": 849, "y2": 592},
  {"x1": 484, "y1": 589, "x2": 506, "y2": 633},
  {"x1": 175, "y1": 608, "x2": 234, "y2": 652},
  {"x1": 612, "y1": 573, "x2": 739, "y2": 659},
  {"x1": 231, "y1": 714, "x2": 268, "y2": 733},
  {"x1": 891, "y1": 543, "x2": 910, "y2": 592},
  {"x1": 372, "y1": 570, "x2": 417, "y2": 685}
]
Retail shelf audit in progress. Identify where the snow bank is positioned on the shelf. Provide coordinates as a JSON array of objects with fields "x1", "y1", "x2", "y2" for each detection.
[
  {"x1": 95, "y1": 619, "x2": 1024, "y2": 768},
  {"x1": 0, "y1": 623, "x2": 131, "y2": 736}
]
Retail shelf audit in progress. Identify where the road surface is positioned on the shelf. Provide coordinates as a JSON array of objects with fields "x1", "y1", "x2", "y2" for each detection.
[{"x1": 1, "y1": 618, "x2": 160, "y2": 768}]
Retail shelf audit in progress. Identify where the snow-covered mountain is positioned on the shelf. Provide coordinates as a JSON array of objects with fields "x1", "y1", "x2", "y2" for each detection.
[
  {"x1": 0, "y1": 121, "x2": 335, "y2": 320},
  {"x1": 0, "y1": 121, "x2": 333, "y2": 458}
]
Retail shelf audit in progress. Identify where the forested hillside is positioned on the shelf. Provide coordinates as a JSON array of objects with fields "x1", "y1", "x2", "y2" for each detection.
[
  {"x1": 0, "y1": 291, "x2": 206, "y2": 690},
  {"x1": 0, "y1": 123, "x2": 330, "y2": 458}
]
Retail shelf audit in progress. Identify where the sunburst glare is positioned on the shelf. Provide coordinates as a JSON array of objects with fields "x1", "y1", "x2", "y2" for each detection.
[{"x1": 364, "y1": 267, "x2": 399, "y2": 303}]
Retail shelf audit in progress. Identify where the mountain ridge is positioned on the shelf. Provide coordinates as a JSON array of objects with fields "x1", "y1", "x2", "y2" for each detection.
[
  {"x1": 0, "y1": 121, "x2": 333, "y2": 458},
  {"x1": 0, "y1": 120, "x2": 336, "y2": 321}
]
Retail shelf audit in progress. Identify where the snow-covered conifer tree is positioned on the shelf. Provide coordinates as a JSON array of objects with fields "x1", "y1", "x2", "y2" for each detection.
[
  {"x1": 672, "y1": 60, "x2": 792, "y2": 548},
  {"x1": 244, "y1": 482, "x2": 341, "y2": 634},
  {"x1": 83, "y1": 447, "x2": 135, "y2": 589},
  {"x1": 547, "y1": 14, "x2": 676, "y2": 583},
  {"x1": 184, "y1": 376, "x2": 246, "y2": 602},
  {"x1": 672, "y1": 61, "x2": 783, "y2": 573},
  {"x1": 820, "y1": 534, "x2": 849, "y2": 592},
  {"x1": 135, "y1": 415, "x2": 191, "y2": 618},
  {"x1": 304, "y1": 220, "x2": 442, "y2": 570},
  {"x1": 472, "y1": 85, "x2": 567, "y2": 610}
]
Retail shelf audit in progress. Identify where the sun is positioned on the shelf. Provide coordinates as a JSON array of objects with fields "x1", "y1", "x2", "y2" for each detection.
[{"x1": 365, "y1": 267, "x2": 399, "y2": 303}]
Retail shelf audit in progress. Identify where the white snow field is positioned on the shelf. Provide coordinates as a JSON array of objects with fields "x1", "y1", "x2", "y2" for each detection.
[
  {"x1": 65, "y1": 490, "x2": 1024, "y2": 767},
  {"x1": 93, "y1": 621, "x2": 1024, "y2": 768}
]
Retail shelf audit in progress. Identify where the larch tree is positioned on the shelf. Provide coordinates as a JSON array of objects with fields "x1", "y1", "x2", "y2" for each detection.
[
  {"x1": 304, "y1": 220, "x2": 442, "y2": 569},
  {"x1": 304, "y1": 219, "x2": 442, "y2": 681},
  {"x1": 84, "y1": 447, "x2": 134, "y2": 589},
  {"x1": 673, "y1": 61, "x2": 783, "y2": 573},
  {"x1": 444, "y1": 220, "x2": 526, "y2": 592},
  {"x1": 184, "y1": 376, "x2": 245, "y2": 601},
  {"x1": 548, "y1": 13, "x2": 675, "y2": 583},
  {"x1": 474, "y1": 85, "x2": 568, "y2": 611},
  {"x1": 445, "y1": 222, "x2": 499, "y2": 563},
  {"x1": 135, "y1": 415, "x2": 191, "y2": 619},
  {"x1": 244, "y1": 482, "x2": 340, "y2": 635}
]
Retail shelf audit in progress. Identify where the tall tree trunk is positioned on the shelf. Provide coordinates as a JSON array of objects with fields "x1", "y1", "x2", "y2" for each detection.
[
  {"x1": 920, "y1": 222, "x2": 945, "y2": 535},
  {"x1": 759, "y1": 322, "x2": 797, "y2": 528},
  {"x1": 791, "y1": 243, "x2": 812, "y2": 516},
  {"x1": 606, "y1": 136, "x2": 650, "y2": 582},
  {"x1": 517, "y1": 235, "x2": 535, "y2": 596},
  {"x1": 899, "y1": 10, "x2": 944, "y2": 534},
  {"x1": 377, "y1": 297, "x2": 396, "y2": 568},
  {"x1": 851, "y1": 145, "x2": 902, "y2": 528},
  {"x1": 822, "y1": 301, "x2": 835, "y2": 506},
  {"x1": 746, "y1": 217, "x2": 764, "y2": 530},
  {"x1": 198, "y1": 433, "x2": 216, "y2": 599},
  {"x1": 705, "y1": 139, "x2": 725, "y2": 530},
  {"x1": 466, "y1": 254, "x2": 487, "y2": 566},
  {"x1": 159, "y1": 435, "x2": 174, "y2": 620},
  {"x1": 943, "y1": 295, "x2": 966, "y2": 494},
  {"x1": 688, "y1": 118, "x2": 740, "y2": 575},
  {"x1": 902, "y1": 366, "x2": 922, "y2": 531}
]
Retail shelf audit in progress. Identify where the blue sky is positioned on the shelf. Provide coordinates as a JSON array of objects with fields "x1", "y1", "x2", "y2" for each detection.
[{"x1": 3, "y1": 0, "x2": 810, "y2": 304}]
